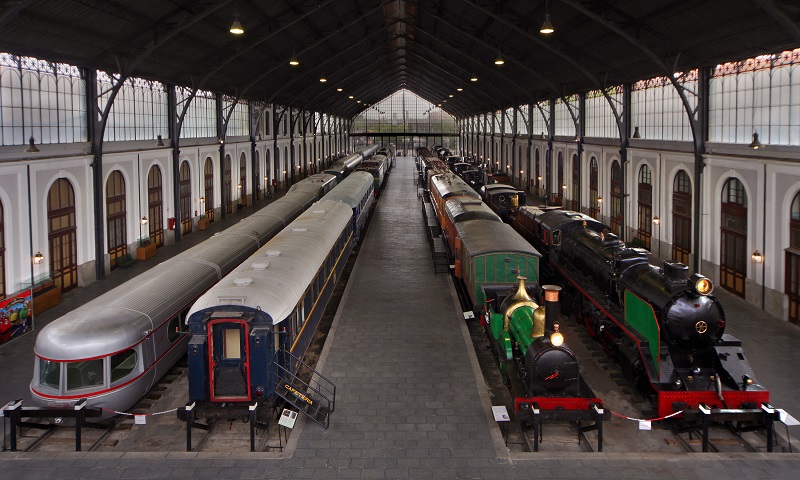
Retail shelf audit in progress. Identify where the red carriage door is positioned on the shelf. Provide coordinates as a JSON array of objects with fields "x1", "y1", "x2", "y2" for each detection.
[{"x1": 208, "y1": 319, "x2": 251, "y2": 401}]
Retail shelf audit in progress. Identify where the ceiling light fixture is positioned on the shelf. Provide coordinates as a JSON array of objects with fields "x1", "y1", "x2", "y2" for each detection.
[
  {"x1": 470, "y1": 76, "x2": 478, "y2": 82},
  {"x1": 494, "y1": 52, "x2": 505, "y2": 65},
  {"x1": 540, "y1": 0, "x2": 554, "y2": 34},
  {"x1": 289, "y1": 52, "x2": 299, "y2": 66},
  {"x1": 229, "y1": 1, "x2": 244, "y2": 35},
  {"x1": 348, "y1": 95, "x2": 354, "y2": 99},
  {"x1": 457, "y1": 88, "x2": 463, "y2": 91},
  {"x1": 319, "y1": 76, "x2": 327, "y2": 83},
  {"x1": 336, "y1": 88, "x2": 343, "y2": 92}
]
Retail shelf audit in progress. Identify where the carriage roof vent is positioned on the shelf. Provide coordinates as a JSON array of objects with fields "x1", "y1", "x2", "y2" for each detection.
[
  {"x1": 265, "y1": 250, "x2": 281, "y2": 257},
  {"x1": 292, "y1": 227, "x2": 308, "y2": 232},
  {"x1": 251, "y1": 262, "x2": 268, "y2": 271},
  {"x1": 233, "y1": 277, "x2": 253, "y2": 286},
  {"x1": 313, "y1": 209, "x2": 325, "y2": 214}
]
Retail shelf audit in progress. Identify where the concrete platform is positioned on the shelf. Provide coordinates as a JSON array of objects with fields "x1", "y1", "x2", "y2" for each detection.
[{"x1": 3, "y1": 157, "x2": 800, "y2": 479}]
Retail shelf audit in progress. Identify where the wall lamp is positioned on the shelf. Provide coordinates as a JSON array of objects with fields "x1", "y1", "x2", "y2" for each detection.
[
  {"x1": 751, "y1": 249, "x2": 763, "y2": 264},
  {"x1": 33, "y1": 252, "x2": 44, "y2": 265},
  {"x1": 653, "y1": 216, "x2": 660, "y2": 225}
]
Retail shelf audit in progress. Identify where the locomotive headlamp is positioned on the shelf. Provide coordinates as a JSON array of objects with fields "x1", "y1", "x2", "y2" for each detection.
[
  {"x1": 688, "y1": 273, "x2": 713, "y2": 295},
  {"x1": 549, "y1": 323, "x2": 564, "y2": 347}
]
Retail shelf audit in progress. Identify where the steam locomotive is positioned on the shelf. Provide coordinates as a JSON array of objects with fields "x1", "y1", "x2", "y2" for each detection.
[{"x1": 512, "y1": 207, "x2": 770, "y2": 418}]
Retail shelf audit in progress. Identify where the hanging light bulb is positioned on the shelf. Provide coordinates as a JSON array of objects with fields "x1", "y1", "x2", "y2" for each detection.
[
  {"x1": 540, "y1": 0, "x2": 554, "y2": 34},
  {"x1": 494, "y1": 52, "x2": 505, "y2": 65}
]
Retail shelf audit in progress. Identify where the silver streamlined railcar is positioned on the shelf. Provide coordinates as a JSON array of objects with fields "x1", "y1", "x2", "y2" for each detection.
[{"x1": 29, "y1": 174, "x2": 338, "y2": 418}]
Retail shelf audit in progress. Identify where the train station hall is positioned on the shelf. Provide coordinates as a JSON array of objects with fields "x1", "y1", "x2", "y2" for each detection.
[{"x1": 2, "y1": 1, "x2": 800, "y2": 479}]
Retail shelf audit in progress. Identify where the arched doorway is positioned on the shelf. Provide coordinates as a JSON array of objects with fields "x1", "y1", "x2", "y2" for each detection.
[
  {"x1": 610, "y1": 161, "x2": 622, "y2": 235},
  {"x1": 534, "y1": 149, "x2": 541, "y2": 196},
  {"x1": 254, "y1": 151, "x2": 261, "y2": 201},
  {"x1": 265, "y1": 149, "x2": 272, "y2": 194},
  {"x1": 571, "y1": 153, "x2": 580, "y2": 211},
  {"x1": 224, "y1": 154, "x2": 232, "y2": 214},
  {"x1": 589, "y1": 157, "x2": 599, "y2": 219},
  {"x1": 556, "y1": 152, "x2": 564, "y2": 205},
  {"x1": 179, "y1": 162, "x2": 192, "y2": 235},
  {"x1": 786, "y1": 192, "x2": 800, "y2": 325},
  {"x1": 47, "y1": 179, "x2": 78, "y2": 292},
  {"x1": 148, "y1": 165, "x2": 164, "y2": 247},
  {"x1": 106, "y1": 170, "x2": 127, "y2": 268},
  {"x1": 720, "y1": 177, "x2": 747, "y2": 297},
  {"x1": 0, "y1": 201, "x2": 5, "y2": 299},
  {"x1": 239, "y1": 152, "x2": 247, "y2": 207},
  {"x1": 203, "y1": 158, "x2": 214, "y2": 222},
  {"x1": 636, "y1": 165, "x2": 653, "y2": 250},
  {"x1": 672, "y1": 170, "x2": 692, "y2": 264}
]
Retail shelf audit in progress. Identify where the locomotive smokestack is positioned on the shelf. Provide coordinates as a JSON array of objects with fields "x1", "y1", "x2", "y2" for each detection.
[{"x1": 541, "y1": 285, "x2": 562, "y2": 332}]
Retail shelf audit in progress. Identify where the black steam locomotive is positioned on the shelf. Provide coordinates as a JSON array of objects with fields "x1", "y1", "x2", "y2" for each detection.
[{"x1": 512, "y1": 207, "x2": 770, "y2": 419}]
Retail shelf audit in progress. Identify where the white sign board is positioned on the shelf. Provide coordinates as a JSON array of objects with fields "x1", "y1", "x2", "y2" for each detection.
[
  {"x1": 492, "y1": 405, "x2": 510, "y2": 422},
  {"x1": 134, "y1": 415, "x2": 146, "y2": 425},
  {"x1": 278, "y1": 408, "x2": 298, "y2": 429},
  {"x1": 463, "y1": 311, "x2": 475, "y2": 320}
]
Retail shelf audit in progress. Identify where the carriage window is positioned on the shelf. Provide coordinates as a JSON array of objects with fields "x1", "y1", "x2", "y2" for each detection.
[
  {"x1": 38, "y1": 358, "x2": 61, "y2": 389},
  {"x1": 110, "y1": 349, "x2": 137, "y2": 383},
  {"x1": 223, "y1": 328, "x2": 242, "y2": 359},
  {"x1": 552, "y1": 230, "x2": 561, "y2": 246},
  {"x1": 66, "y1": 359, "x2": 104, "y2": 391}
]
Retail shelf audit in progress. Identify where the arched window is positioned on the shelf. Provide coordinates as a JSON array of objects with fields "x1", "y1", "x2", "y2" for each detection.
[
  {"x1": 571, "y1": 153, "x2": 580, "y2": 211},
  {"x1": 203, "y1": 158, "x2": 214, "y2": 222},
  {"x1": 147, "y1": 165, "x2": 164, "y2": 246},
  {"x1": 589, "y1": 157, "x2": 599, "y2": 219},
  {"x1": 636, "y1": 165, "x2": 653, "y2": 250},
  {"x1": 224, "y1": 154, "x2": 232, "y2": 214},
  {"x1": 720, "y1": 177, "x2": 747, "y2": 297},
  {"x1": 47, "y1": 179, "x2": 78, "y2": 292},
  {"x1": 672, "y1": 170, "x2": 692, "y2": 264},
  {"x1": 610, "y1": 161, "x2": 622, "y2": 235},
  {"x1": 106, "y1": 171, "x2": 127, "y2": 268},
  {"x1": 0, "y1": 201, "x2": 5, "y2": 299},
  {"x1": 239, "y1": 152, "x2": 247, "y2": 207},
  {"x1": 179, "y1": 162, "x2": 192, "y2": 235},
  {"x1": 785, "y1": 192, "x2": 800, "y2": 325}
]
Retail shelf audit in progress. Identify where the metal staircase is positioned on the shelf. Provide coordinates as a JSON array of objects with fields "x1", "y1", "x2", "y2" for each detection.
[{"x1": 274, "y1": 350, "x2": 336, "y2": 429}]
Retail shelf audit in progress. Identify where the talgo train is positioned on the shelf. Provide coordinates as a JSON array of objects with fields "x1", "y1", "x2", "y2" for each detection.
[
  {"x1": 184, "y1": 171, "x2": 375, "y2": 428},
  {"x1": 29, "y1": 172, "x2": 352, "y2": 420},
  {"x1": 513, "y1": 207, "x2": 771, "y2": 419}
]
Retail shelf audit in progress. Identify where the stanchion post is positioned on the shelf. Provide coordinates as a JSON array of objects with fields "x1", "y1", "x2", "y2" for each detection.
[
  {"x1": 699, "y1": 404, "x2": 711, "y2": 452},
  {"x1": 74, "y1": 399, "x2": 87, "y2": 452},
  {"x1": 762, "y1": 403, "x2": 775, "y2": 453},
  {"x1": 593, "y1": 404, "x2": 604, "y2": 452},
  {"x1": 249, "y1": 403, "x2": 257, "y2": 452},
  {"x1": 532, "y1": 402, "x2": 540, "y2": 452},
  {"x1": 185, "y1": 402, "x2": 195, "y2": 452},
  {"x1": 4, "y1": 400, "x2": 23, "y2": 452}
]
